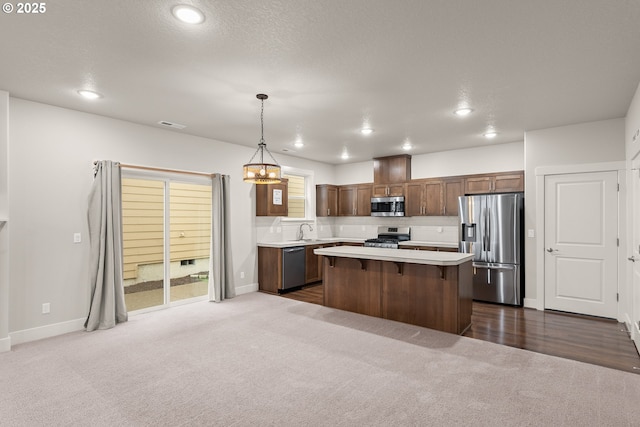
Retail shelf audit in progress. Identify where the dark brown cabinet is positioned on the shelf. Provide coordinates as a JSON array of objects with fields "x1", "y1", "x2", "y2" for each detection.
[
  {"x1": 464, "y1": 171, "x2": 524, "y2": 194},
  {"x1": 404, "y1": 179, "x2": 442, "y2": 216},
  {"x1": 305, "y1": 244, "x2": 323, "y2": 284},
  {"x1": 318, "y1": 169, "x2": 522, "y2": 218},
  {"x1": 256, "y1": 179, "x2": 288, "y2": 216},
  {"x1": 373, "y1": 154, "x2": 411, "y2": 185},
  {"x1": 443, "y1": 177, "x2": 464, "y2": 216},
  {"x1": 316, "y1": 184, "x2": 338, "y2": 217},
  {"x1": 372, "y1": 183, "x2": 405, "y2": 197},
  {"x1": 338, "y1": 184, "x2": 372, "y2": 216},
  {"x1": 258, "y1": 246, "x2": 282, "y2": 293},
  {"x1": 402, "y1": 245, "x2": 458, "y2": 252}
]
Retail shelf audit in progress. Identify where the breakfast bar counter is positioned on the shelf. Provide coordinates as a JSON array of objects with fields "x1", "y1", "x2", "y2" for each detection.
[{"x1": 314, "y1": 246, "x2": 474, "y2": 334}]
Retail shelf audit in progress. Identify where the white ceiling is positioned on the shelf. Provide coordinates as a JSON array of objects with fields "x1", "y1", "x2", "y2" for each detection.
[{"x1": 2, "y1": 0, "x2": 640, "y2": 164}]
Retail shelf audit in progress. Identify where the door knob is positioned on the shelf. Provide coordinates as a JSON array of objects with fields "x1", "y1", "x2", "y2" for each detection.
[
  {"x1": 628, "y1": 256, "x2": 636, "y2": 262},
  {"x1": 546, "y1": 248, "x2": 557, "y2": 253}
]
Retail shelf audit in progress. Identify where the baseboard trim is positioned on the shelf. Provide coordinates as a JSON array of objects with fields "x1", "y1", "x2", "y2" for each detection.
[
  {"x1": 523, "y1": 298, "x2": 538, "y2": 309},
  {"x1": 10, "y1": 318, "x2": 85, "y2": 346},
  {"x1": 235, "y1": 283, "x2": 258, "y2": 295},
  {"x1": 0, "y1": 335, "x2": 10, "y2": 352}
]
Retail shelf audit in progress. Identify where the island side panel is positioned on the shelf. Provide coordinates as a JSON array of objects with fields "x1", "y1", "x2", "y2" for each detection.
[
  {"x1": 381, "y1": 262, "x2": 462, "y2": 334},
  {"x1": 323, "y1": 257, "x2": 382, "y2": 317},
  {"x1": 457, "y1": 261, "x2": 473, "y2": 334}
]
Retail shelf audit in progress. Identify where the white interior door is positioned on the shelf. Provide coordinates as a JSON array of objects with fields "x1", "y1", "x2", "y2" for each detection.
[
  {"x1": 630, "y1": 162, "x2": 640, "y2": 352},
  {"x1": 544, "y1": 171, "x2": 618, "y2": 318}
]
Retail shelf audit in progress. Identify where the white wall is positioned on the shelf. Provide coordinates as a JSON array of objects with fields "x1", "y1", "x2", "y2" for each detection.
[
  {"x1": 625, "y1": 81, "x2": 640, "y2": 348},
  {"x1": 411, "y1": 142, "x2": 525, "y2": 179},
  {"x1": 524, "y1": 118, "x2": 626, "y2": 307},
  {"x1": 627, "y1": 82, "x2": 640, "y2": 160},
  {"x1": 0, "y1": 91, "x2": 9, "y2": 351},
  {"x1": 333, "y1": 141, "x2": 524, "y2": 184},
  {"x1": 7, "y1": 98, "x2": 335, "y2": 337}
]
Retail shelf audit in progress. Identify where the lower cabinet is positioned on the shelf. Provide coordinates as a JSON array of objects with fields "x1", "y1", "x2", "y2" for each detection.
[
  {"x1": 258, "y1": 246, "x2": 282, "y2": 293},
  {"x1": 305, "y1": 244, "x2": 323, "y2": 284},
  {"x1": 402, "y1": 245, "x2": 458, "y2": 252},
  {"x1": 260, "y1": 243, "x2": 343, "y2": 292}
]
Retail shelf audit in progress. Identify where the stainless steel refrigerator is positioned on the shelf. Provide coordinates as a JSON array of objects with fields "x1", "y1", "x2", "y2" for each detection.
[{"x1": 458, "y1": 193, "x2": 524, "y2": 306}]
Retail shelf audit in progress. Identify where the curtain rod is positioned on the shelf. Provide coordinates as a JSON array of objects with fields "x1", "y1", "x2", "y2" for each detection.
[{"x1": 93, "y1": 161, "x2": 217, "y2": 178}]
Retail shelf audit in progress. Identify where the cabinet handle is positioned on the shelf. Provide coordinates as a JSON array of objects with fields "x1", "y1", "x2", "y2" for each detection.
[{"x1": 327, "y1": 208, "x2": 330, "y2": 216}]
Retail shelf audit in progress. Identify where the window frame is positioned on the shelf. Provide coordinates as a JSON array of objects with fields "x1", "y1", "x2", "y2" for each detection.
[{"x1": 280, "y1": 166, "x2": 315, "y2": 222}]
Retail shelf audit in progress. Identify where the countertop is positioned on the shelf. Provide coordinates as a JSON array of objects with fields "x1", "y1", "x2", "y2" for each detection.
[
  {"x1": 257, "y1": 238, "x2": 458, "y2": 249},
  {"x1": 257, "y1": 238, "x2": 364, "y2": 248},
  {"x1": 314, "y1": 246, "x2": 473, "y2": 266}
]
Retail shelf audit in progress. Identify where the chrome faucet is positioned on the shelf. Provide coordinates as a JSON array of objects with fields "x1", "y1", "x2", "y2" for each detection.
[{"x1": 297, "y1": 222, "x2": 313, "y2": 240}]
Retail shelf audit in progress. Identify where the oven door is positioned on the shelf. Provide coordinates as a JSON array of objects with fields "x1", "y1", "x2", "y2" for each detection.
[{"x1": 371, "y1": 196, "x2": 405, "y2": 217}]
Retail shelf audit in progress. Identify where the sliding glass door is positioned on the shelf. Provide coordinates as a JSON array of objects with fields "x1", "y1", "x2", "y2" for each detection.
[{"x1": 122, "y1": 174, "x2": 211, "y2": 312}]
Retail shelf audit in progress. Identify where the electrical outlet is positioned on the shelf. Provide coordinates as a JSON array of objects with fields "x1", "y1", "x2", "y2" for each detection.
[
  {"x1": 437, "y1": 227, "x2": 443, "y2": 233},
  {"x1": 73, "y1": 232, "x2": 81, "y2": 243},
  {"x1": 527, "y1": 229, "x2": 535, "y2": 238},
  {"x1": 240, "y1": 272, "x2": 245, "y2": 279},
  {"x1": 42, "y1": 303, "x2": 50, "y2": 314}
]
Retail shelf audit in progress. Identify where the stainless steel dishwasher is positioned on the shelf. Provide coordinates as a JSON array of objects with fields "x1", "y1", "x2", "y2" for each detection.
[{"x1": 282, "y1": 246, "x2": 306, "y2": 290}]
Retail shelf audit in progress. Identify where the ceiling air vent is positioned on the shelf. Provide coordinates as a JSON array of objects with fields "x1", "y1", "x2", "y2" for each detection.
[{"x1": 157, "y1": 120, "x2": 186, "y2": 130}]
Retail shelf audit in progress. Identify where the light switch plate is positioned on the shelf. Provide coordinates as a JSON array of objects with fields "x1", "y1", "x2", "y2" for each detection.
[
  {"x1": 73, "y1": 232, "x2": 81, "y2": 243},
  {"x1": 527, "y1": 229, "x2": 535, "y2": 238}
]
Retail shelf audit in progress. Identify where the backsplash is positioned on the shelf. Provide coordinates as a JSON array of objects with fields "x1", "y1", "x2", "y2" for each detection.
[{"x1": 256, "y1": 216, "x2": 459, "y2": 244}]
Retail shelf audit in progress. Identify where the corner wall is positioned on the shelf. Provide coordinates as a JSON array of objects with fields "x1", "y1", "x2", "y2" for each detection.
[
  {"x1": 0, "y1": 91, "x2": 9, "y2": 351},
  {"x1": 524, "y1": 118, "x2": 626, "y2": 307},
  {"x1": 7, "y1": 98, "x2": 335, "y2": 339}
]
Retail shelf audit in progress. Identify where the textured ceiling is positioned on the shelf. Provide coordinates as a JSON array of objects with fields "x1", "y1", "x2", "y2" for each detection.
[{"x1": 1, "y1": 0, "x2": 640, "y2": 164}]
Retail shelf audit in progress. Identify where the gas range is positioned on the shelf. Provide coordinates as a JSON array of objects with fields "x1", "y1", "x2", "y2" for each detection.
[{"x1": 363, "y1": 226, "x2": 411, "y2": 249}]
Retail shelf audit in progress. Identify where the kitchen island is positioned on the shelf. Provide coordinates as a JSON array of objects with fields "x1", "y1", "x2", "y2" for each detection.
[{"x1": 314, "y1": 246, "x2": 474, "y2": 335}]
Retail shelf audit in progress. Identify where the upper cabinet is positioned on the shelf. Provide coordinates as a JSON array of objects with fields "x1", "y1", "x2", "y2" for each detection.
[
  {"x1": 256, "y1": 179, "x2": 288, "y2": 216},
  {"x1": 373, "y1": 155, "x2": 411, "y2": 184},
  {"x1": 404, "y1": 176, "x2": 463, "y2": 217},
  {"x1": 338, "y1": 184, "x2": 372, "y2": 216},
  {"x1": 443, "y1": 177, "x2": 464, "y2": 216},
  {"x1": 404, "y1": 179, "x2": 441, "y2": 216},
  {"x1": 373, "y1": 154, "x2": 411, "y2": 197},
  {"x1": 316, "y1": 184, "x2": 338, "y2": 217},
  {"x1": 372, "y1": 183, "x2": 404, "y2": 197},
  {"x1": 464, "y1": 171, "x2": 524, "y2": 195}
]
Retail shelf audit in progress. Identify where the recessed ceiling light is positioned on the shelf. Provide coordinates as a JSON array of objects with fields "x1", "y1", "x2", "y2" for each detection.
[
  {"x1": 453, "y1": 107, "x2": 473, "y2": 117},
  {"x1": 483, "y1": 131, "x2": 498, "y2": 139},
  {"x1": 77, "y1": 90, "x2": 103, "y2": 100},
  {"x1": 341, "y1": 151, "x2": 349, "y2": 160},
  {"x1": 360, "y1": 128, "x2": 374, "y2": 135},
  {"x1": 294, "y1": 137, "x2": 304, "y2": 148},
  {"x1": 402, "y1": 142, "x2": 412, "y2": 151},
  {"x1": 172, "y1": 5, "x2": 205, "y2": 24}
]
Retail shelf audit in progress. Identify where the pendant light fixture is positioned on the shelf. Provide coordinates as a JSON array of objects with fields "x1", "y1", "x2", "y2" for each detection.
[{"x1": 243, "y1": 94, "x2": 282, "y2": 184}]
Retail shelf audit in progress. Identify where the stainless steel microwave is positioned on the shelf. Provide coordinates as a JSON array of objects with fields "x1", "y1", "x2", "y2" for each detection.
[{"x1": 371, "y1": 196, "x2": 405, "y2": 217}]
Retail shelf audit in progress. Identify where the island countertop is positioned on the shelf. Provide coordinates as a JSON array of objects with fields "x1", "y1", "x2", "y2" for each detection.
[{"x1": 314, "y1": 246, "x2": 473, "y2": 266}]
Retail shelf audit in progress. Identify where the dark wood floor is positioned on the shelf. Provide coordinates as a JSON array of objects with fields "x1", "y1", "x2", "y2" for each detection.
[{"x1": 281, "y1": 283, "x2": 640, "y2": 374}]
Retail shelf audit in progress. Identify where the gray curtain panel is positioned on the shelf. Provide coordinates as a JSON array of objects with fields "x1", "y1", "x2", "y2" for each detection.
[
  {"x1": 85, "y1": 160, "x2": 128, "y2": 331},
  {"x1": 209, "y1": 174, "x2": 235, "y2": 302}
]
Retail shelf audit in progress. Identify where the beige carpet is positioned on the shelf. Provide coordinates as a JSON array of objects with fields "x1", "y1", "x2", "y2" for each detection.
[{"x1": 1, "y1": 292, "x2": 639, "y2": 426}]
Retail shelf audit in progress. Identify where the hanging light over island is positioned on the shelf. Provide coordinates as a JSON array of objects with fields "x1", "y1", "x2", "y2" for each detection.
[{"x1": 243, "y1": 94, "x2": 282, "y2": 184}]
